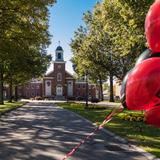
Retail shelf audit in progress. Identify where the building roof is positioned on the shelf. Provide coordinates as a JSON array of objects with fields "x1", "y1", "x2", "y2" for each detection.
[{"x1": 56, "y1": 46, "x2": 63, "y2": 51}]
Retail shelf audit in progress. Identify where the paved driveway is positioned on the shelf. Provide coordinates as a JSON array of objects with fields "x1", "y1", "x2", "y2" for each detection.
[{"x1": 0, "y1": 102, "x2": 152, "y2": 160}]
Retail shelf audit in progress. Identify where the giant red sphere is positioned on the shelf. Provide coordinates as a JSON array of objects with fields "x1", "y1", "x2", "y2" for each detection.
[
  {"x1": 145, "y1": 106, "x2": 160, "y2": 128},
  {"x1": 126, "y1": 58, "x2": 160, "y2": 110},
  {"x1": 145, "y1": 0, "x2": 160, "y2": 53}
]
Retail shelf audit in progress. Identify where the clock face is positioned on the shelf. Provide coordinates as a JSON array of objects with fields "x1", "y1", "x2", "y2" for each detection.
[{"x1": 58, "y1": 65, "x2": 61, "y2": 69}]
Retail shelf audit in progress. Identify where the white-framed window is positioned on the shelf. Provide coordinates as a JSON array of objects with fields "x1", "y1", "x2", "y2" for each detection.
[
  {"x1": 36, "y1": 85, "x2": 40, "y2": 89},
  {"x1": 26, "y1": 92, "x2": 29, "y2": 97},
  {"x1": 57, "y1": 73, "x2": 62, "y2": 81},
  {"x1": 31, "y1": 84, "x2": 34, "y2": 89},
  {"x1": 32, "y1": 92, "x2": 35, "y2": 96},
  {"x1": 26, "y1": 85, "x2": 30, "y2": 89}
]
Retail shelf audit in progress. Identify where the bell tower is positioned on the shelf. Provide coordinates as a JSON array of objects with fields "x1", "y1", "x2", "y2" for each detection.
[
  {"x1": 55, "y1": 42, "x2": 64, "y2": 61},
  {"x1": 53, "y1": 43, "x2": 66, "y2": 98}
]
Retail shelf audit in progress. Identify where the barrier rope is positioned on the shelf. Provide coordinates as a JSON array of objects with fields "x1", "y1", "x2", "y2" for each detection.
[{"x1": 62, "y1": 105, "x2": 124, "y2": 160}]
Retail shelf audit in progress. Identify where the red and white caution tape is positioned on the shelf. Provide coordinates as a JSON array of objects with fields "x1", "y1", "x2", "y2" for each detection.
[{"x1": 62, "y1": 106, "x2": 124, "y2": 160}]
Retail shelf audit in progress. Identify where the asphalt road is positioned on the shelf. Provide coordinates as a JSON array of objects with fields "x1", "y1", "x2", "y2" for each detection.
[{"x1": 0, "y1": 102, "x2": 152, "y2": 160}]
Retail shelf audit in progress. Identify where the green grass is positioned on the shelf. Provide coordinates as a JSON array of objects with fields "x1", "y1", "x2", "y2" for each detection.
[
  {"x1": 0, "y1": 101, "x2": 25, "y2": 114},
  {"x1": 58, "y1": 102, "x2": 160, "y2": 158}
]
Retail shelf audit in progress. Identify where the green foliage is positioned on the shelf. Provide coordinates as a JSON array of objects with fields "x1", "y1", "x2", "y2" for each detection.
[
  {"x1": 118, "y1": 112, "x2": 144, "y2": 122},
  {"x1": 70, "y1": 0, "x2": 154, "y2": 80},
  {"x1": 0, "y1": 0, "x2": 56, "y2": 104}
]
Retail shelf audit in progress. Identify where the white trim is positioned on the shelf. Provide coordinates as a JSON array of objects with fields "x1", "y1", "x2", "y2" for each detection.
[
  {"x1": 75, "y1": 82, "x2": 96, "y2": 86},
  {"x1": 53, "y1": 61, "x2": 66, "y2": 63},
  {"x1": 43, "y1": 77, "x2": 54, "y2": 79},
  {"x1": 56, "y1": 84, "x2": 63, "y2": 96},
  {"x1": 45, "y1": 80, "x2": 52, "y2": 96},
  {"x1": 30, "y1": 81, "x2": 42, "y2": 84},
  {"x1": 45, "y1": 71, "x2": 54, "y2": 76},
  {"x1": 65, "y1": 70, "x2": 73, "y2": 77},
  {"x1": 66, "y1": 77, "x2": 74, "y2": 79},
  {"x1": 57, "y1": 73, "x2": 62, "y2": 81},
  {"x1": 67, "y1": 80, "x2": 73, "y2": 96},
  {"x1": 75, "y1": 82, "x2": 86, "y2": 84}
]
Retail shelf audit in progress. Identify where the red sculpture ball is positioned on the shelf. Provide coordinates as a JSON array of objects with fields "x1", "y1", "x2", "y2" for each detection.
[
  {"x1": 145, "y1": 0, "x2": 160, "y2": 53},
  {"x1": 145, "y1": 107, "x2": 160, "y2": 128},
  {"x1": 126, "y1": 58, "x2": 160, "y2": 110}
]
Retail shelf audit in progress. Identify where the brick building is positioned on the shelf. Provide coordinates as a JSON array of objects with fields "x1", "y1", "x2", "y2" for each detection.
[{"x1": 16, "y1": 45, "x2": 100, "y2": 100}]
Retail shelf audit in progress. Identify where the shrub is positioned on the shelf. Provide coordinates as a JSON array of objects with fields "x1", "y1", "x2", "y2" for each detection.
[
  {"x1": 91, "y1": 98, "x2": 99, "y2": 103},
  {"x1": 76, "y1": 96, "x2": 85, "y2": 101},
  {"x1": 67, "y1": 96, "x2": 76, "y2": 100},
  {"x1": 119, "y1": 112, "x2": 144, "y2": 122}
]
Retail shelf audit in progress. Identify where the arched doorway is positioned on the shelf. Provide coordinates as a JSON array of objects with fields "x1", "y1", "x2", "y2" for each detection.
[
  {"x1": 56, "y1": 85, "x2": 63, "y2": 96},
  {"x1": 45, "y1": 80, "x2": 52, "y2": 96},
  {"x1": 67, "y1": 81, "x2": 73, "y2": 96}
]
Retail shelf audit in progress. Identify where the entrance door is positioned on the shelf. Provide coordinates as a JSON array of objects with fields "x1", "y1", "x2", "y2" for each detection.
[
  {"x1": 45, "y1": 80, "x2": 51, "y2": 96},
  {"x1": 67, "y1": 81, "x2": 73, "y2": 96},
  {"x1": 56, "y1": 85, "x2": 63, "y2": 96}
]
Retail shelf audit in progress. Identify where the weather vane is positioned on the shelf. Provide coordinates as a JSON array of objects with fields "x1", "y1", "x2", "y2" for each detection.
[{"x1": 58, "y1": 41, "x2": 61, "y2": 46}]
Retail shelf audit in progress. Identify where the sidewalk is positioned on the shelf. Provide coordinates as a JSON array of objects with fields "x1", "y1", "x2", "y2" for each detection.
[{"x1": 21, "y1": 99, "x2": 120, "y2": 108}]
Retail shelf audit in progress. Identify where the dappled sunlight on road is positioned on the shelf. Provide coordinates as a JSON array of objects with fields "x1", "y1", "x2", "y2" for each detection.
[{"x1": 0, "y1": 103, "x2": 150, "y2": 160}]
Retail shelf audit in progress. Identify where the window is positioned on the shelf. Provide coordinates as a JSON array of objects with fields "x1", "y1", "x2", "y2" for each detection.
[
  {"x1": 26, "y1": 92, "x2": 29, "y2": 97},
  {"x1": 78, "y1": 84, "x2": 81, "y2": 89},
  {"x1": 26, "y1": 85, "x2": 30, "y2": 89},
  {"x1": 58, "y1": 53, "x2": 61, "y2": 59},
  {"x1": 36, "y1": 85, "x2": 40, "y2": 89},
  {"x1": 57, "y1": 73, "x2": 62, "y2": 81},
  {"x1": 31, "y1": 84, "x2": 34, "y2": 89}
]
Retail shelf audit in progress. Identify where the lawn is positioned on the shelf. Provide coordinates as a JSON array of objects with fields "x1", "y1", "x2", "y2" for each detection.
[
  {"x1": 0, "y1": 101, "x2": 25, "y2": 114},
  {"x1": 58, "y1": 102, "x2": 160, "y2": 158}
]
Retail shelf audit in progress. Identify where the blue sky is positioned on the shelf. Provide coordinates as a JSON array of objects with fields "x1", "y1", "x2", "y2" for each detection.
[{"x1": 47, "y1": 0, "x2": 100, "y2": 74}]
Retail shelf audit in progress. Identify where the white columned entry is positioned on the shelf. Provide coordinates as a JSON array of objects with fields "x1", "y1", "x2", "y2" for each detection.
[
  {"x1": 45, "y1": 80, "x2": 52, "y2": 96},
  {"x1": 67, "y1": 81, "x2": 73, "y2": 96},
  {"x1": 56, "y1": 85, "x2": 63, "y2": 96},
  {"x1": 96, "y1": 89, "x2": 99, "y2": 99}
]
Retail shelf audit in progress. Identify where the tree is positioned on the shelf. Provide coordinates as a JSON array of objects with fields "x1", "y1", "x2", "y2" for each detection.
[
  {"x1": 71, "y1": 0, "x2": 154, "y2": 102},
  {"x1": 0, "y1": 0, "x2": 56, "y2": 104}
]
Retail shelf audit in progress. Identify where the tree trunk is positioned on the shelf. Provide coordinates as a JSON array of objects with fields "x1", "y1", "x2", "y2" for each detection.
[
  {"x1": 85, "y1": 74, "x2": 88, "y2": 108},
  {"x1": 14, "y1": 86, "x2": 18, "y2": 101},
  {"x1": 8, "y1": 80, "x2": 13, "y2": 103},
  {"x1": 0, "y1": 65, "x2": 4, "y2": 105},
  {"x1": 109, "y1": 71, "x2": 114, "y2": 102},
  {"x1": 99, "y1": 76, "x2": 104, "y2": 101},
  {"x1": 0, "y1": 72, "x2": 4, "y2": 105}
]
